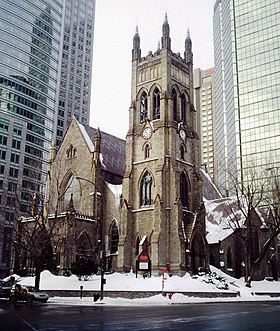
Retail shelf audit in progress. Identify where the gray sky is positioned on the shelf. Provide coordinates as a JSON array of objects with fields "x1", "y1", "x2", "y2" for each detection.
[{"x1": 90, "y1": 0, "x2": 216, "y2": 139}]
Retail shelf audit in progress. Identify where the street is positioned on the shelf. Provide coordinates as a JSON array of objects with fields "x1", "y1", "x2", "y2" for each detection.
[{"x1": 0, "y1": 301, "x2": 279, "y2": 330}]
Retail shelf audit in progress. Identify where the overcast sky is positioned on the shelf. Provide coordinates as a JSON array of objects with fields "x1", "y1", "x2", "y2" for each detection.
[{"x1": 90, "y1": 0, "x2": 216, "y2": 139}]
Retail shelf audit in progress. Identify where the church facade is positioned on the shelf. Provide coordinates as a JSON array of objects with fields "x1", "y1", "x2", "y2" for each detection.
[
  {"x1": 32, "y1": 16, "x2": 208, "y2": 276},
  {"x1": 118, "y1": 16, "x2": 207, "y2": 275}
]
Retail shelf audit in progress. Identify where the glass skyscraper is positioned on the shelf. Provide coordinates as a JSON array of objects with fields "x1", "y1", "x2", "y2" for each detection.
[
  {"x1": 213, "y1": 0, "x2": 280, "y2": 195},
  {"x1": 0, "y1": 0, "x2": 95, "y2": 276}
]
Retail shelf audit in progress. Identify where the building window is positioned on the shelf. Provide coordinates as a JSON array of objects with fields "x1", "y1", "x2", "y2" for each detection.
[
  {"x1": 181, "y1": 94, "x2": 186, "y2": 123},
  {"x1": 180, "y1": 145, "x2": 185, "y2": 160},
  {"x1": 12, "y1": 139, "x2": 21, "y2": 150},
  {"x1": 227, "y1": 247, "x2": 232, "y2": 269},
  {"x1": 180, "y1": 173, "x2": 189, "y2": 209},
  {"x1": 144, "y1": 144, "x2": 150, "y2": 159},
  {"x1": 0, "y1": 150, "x2": 6, "y2": 160},
  {"x1": 9, "y1": 167, "x2": 18, "y2": 178},
  {"x1": 249, "y1": 229, "x2": 259, "y2": 263},
  {"x1": 110, "y1": 221, "x2": 119, "y2": 254},
  {"x1": 140, "y1": 171, "x2": 152, "y2": 206},
  {"x1": 140, "y1": 92, "x2": 148, "y2": 123},
  {"x1": 152, "y1": 87, "x2": 160, "y2": 119},
  {"x1": 172, "y1": 88, "x2": 177, "y2": 121}
]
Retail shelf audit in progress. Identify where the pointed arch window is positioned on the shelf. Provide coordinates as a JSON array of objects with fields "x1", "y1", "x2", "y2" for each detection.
[
  {"x1": 140, "y1": 91, "x2": 148, "y2": 123},
  {"x1": 180, "y1": 173, "x2": 189, "y2": 209},
  {"x1": 172, "y1": 88, "x2": 177, "y2": 121},
  {"x1": 227, "y1": 247, "x2": 232, "y2": 269},
  {"x1": 76, "y1": 231, "x2": 92, "y2": 259},
  {"x1": 140, "y1": 171, "x2": 152, "y2": 206},
  {"x1": 181, "y1": 94, "x2": 186, "y2": 123},
  {"x1": 152, "y1": 87, "x2": 160, "y2": 119},
  {"x1": 110, "y1": 221, "x2": 119, "y2": 254},
  {"x1": 144, "y1": 143, "x2": 150, "y2": 159},
  {"x1": 180, "y1": 145, "x2": 185, "y2": 160},
  {"x1": 249, "y1": 229, "x2": 259, "y2": 262}
]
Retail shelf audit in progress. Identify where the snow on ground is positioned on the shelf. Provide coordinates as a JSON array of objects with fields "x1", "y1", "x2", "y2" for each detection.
[{"x1": 10, "y1": 266, "x2": 280, "y2": 306}]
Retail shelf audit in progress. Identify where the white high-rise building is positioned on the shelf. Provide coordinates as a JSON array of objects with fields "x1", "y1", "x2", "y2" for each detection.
[{"x1": 194, "y1": 68, "x2": 216, "y2": 183}]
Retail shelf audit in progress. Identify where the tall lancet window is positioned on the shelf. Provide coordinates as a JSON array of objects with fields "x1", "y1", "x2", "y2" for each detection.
[
  {"x1": 140, "y1": 91, "x2": 148, "y2": 123},
  {"x1": 152, "y1": 87, "x2": 160, "y2": 119},
  {"x1": 180, "y1": 173, "x2": 189, "y2": 209},
  {"x1": 181, "y1": 94, "x2": 187, "y2": 123},
  {"x1": 172, "y1": 88, "x2": 177, "y2": 121},
  {"x1": 110, "y1": 221, "x2": 119, "y2": 254},
  {"x1": 140, "y1": 171, "x2": 152, "y2": 206}
]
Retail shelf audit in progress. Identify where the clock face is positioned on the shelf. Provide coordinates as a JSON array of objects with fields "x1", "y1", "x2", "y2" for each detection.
[
  {"x1": 179, "y1": 129, "x2": 186, "y2": 141},
  {"x1": 143, "y1": 127, "x2": 152, "y2": 139}
]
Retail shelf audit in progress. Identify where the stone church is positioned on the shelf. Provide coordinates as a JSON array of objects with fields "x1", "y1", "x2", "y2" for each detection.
[{"x1": 43, "y1": 16, "x2": 208, "y2": 276}]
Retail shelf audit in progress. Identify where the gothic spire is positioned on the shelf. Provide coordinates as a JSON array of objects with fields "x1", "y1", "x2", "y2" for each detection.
[
  {"x1": 132, "y1": 25, "x2": 141, "y2": 61},
  {"x1": 184, "y1": 29, "x2": 193, "y2": 64},
  {"x1": 161, "y1": 13, "x2": 171, "y2": 50}
]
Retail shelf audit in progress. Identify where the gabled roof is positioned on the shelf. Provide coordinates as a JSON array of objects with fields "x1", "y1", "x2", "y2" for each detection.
[
  {"x1": 204, "y1": 195, "x2": 268, "y2": 244},
  {"x1": 82, "y1": 124, "x2": 126, "y2": 178}
]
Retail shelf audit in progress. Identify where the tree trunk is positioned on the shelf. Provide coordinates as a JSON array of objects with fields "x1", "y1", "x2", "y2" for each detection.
[
  {"x1": 244, "y1": 244, "x2": 251, "y2": 284},
  {"x1": 245, "y1": 230, "x2": 280, "y2": 287},
  {"x1": 34, "y1": 266, "x2": 41, "y2": 290}
]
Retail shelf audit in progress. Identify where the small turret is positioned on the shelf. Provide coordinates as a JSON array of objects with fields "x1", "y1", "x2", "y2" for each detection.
[
  {"x1": 161, "y1": 13, "x2": 171, "y2": 50},
  {"x1": 132, "y1": 26, "x2": 141, "y2": 61},
  {"x1": 184, "y1": 29, "x2": 194, "y2": 109},
  {"x1": 93, "y1": 127, "x2": 101, "y2": 164},
  {"x1": 184, "y1": 29, "x2": 193, "y2": 65}
]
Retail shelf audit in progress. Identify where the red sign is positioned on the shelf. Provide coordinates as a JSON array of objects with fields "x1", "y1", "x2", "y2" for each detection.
[
  {"x1": 162, "y1": 269, "x2": 168, "y2": 280},
  {"x1": 138, "y1": 251, "x2": 150, "y2": 262}
]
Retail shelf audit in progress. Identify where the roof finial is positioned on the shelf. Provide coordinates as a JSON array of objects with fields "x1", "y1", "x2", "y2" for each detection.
[
  {"x1": 157, "y1": 40, "x2": 160, "y2": 51},
  {"x1": 132, "y1": 25, "x2": 141, "y2": 60},
  {"x1": 162, "y1": 13, "x2": 171, "y2": 49},
  {"x1": 187, "y1": 28, "x2": 190, "y2": 39}
]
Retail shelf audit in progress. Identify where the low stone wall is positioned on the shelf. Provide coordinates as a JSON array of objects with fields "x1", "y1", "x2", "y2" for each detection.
[
  {"x1": 254, "y1": 292, "x2": 280, "y2": 297},
  {"x1": 45, "y1": 289, "x2": 239, "y2": 299}
]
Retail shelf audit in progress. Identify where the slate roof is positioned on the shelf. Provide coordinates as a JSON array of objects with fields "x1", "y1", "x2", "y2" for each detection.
[{"x1": 83, "y1": 125, "x2": 126, "y2": 178}]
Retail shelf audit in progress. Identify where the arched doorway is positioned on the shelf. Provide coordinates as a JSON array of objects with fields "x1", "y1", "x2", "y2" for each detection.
[{"x1": 190, "y1": 232, "x2": 207, "y2": 274}]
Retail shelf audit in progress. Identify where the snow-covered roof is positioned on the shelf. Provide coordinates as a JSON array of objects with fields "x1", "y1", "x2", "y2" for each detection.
[
  {"x1": 205, "y1": 194, "x2": 269, "y2": 244},
  {"x1": 200, "y1": 168, "x2": 222, "y2": 200},
  {"x1": 77, "y1": 121, "x2": 94, "y2": 152},
  {"x1": 106, "y1": 182, "x2": 122, "y2": 207}
]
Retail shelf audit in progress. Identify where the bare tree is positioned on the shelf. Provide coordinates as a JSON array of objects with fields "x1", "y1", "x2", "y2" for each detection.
[
  {"x1": 4, "y1": 156, "x2": 73, "y2": 289},
  {"x1": 223, "y1": 166, "x2": 280, "y2": 287}
]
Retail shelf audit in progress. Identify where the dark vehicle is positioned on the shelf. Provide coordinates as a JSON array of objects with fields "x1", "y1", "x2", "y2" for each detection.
[
  {"x1": 0, "y1": 280, "x2": 12, "y2": 298},
  {"x1": 10, "y1": 284, "x2": 49, "y2": 303}
]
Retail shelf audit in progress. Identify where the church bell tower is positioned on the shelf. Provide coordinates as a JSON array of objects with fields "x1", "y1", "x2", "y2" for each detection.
[{"x1": 118, "y1": 15, "x2": 207, "y2": 275}]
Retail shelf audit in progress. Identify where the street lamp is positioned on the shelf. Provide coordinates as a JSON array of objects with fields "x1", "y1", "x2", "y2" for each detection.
[{"x1": 75, "y1": 176, "x2": 105, "y2": 300}]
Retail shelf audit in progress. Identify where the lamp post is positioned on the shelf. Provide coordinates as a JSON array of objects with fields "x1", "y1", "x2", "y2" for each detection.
[{"x1": 76, "y1": 176, "x2": 105, "y2": 300}]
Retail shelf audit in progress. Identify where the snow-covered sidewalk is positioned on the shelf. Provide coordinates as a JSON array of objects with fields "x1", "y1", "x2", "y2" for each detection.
[{"x1": 9, "y1": 266, "x2": 280, "y2": 306}]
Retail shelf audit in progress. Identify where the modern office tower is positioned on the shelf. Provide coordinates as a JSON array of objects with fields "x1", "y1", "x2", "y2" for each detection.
[
  {"x1": 194, "y1": 68, "x2": 216, "y2": 183},
  {"x1": 54, "y1": 0, "x2": 95, "y2": 147},
  {"x1": 0, "y1": 0, "x2": 95, "y2": 276},
  {"x1": 213, "y1": 0, "x2": 280, "y2": 195}
]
